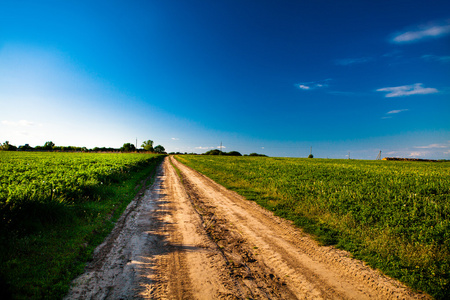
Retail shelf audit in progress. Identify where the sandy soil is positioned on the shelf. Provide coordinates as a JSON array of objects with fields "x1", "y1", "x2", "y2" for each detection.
[{"x1": 65, "y1": 156, "x2": 430, "y2": 299}]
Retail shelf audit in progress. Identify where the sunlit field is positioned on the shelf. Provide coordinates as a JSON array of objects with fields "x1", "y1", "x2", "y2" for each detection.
[{"x1": 176, "y1": 155, "x2": 450, "y2": 299}]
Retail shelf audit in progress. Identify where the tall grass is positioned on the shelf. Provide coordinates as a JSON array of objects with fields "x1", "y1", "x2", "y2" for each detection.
[{"x1": 175, "y1": 155, "x2": 450, "y2": 299}]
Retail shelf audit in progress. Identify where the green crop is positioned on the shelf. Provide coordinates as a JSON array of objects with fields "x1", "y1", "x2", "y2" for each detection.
[
  {"x1": 1, "y1": 152, "x2": 160, "y2": 231},
  {"x1": 175, "y1": 155, "x2": 450, "y2": 299},
  {"x1": 0, "y1": 151, "x2": 163, "y2": 299}
]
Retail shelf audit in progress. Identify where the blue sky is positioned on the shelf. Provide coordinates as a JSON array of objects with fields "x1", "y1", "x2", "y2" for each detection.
[{"x1": 1, "y1": 0, "x2": 449, "y2": 159}]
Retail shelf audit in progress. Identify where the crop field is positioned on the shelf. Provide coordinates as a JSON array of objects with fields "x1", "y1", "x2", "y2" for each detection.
[
  {"x1": 175, "y1": 155, "x2": 450, "y2": 299},
  {"x1": 0, "y1": 152, "x2": 163, "y2": 299}
]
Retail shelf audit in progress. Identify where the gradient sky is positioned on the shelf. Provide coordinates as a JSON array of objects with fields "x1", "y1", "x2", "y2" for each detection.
[{"x1": 1, "y1": 0, "x2": 449, "y2": 159}]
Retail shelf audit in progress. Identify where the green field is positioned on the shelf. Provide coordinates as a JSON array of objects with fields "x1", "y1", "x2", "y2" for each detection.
[
  {"x1": 175, "y1": 155, "x2": 450, "y2": 299},
  {"x1": 0, "y1": 152, "x2": 164, "y2": 299}
]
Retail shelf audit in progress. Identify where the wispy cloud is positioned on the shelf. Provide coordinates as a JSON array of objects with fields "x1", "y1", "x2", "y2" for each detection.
[
  {"x1": 414, "y1": 143, "x2": 448, "y2": 149},
  {"x1": 171, "y1": 137, "x2": 179, "y2": 140},
  {"x1": 2, "y1": 120, "x2": 35, "y2": 126},
  {"x1": 410, "y1": 143, "x2": 450, "y2": 158},
  {"x1": 383, "y1": 142, "x2": 450, "y2": 159},
  {"x1": 382, "y1": 109, "x2": 408, "y2": 119},
  {"x1": 335, "y1": 57, "x2": 373, "y2": 66},
  {"x1": 422, "y1": 54, "x2": 450, "y2": 63},
  {"x1": 387, "y1": 109, "x2": 408, "y2": 114},
  {"x1": 376, "y1": 83, "x2": 438, "y2": 97},
  {"x1": 296, "y1": 79, "x2": 331, "y2": 91},
  {"x1": 409, "y1": 151, "x2": 427, "y2": 157},
  {"x1": 194, "y1": 146, "x2": 226, "y2": 150},
  {"x1": 392, "y1": 21, "x2": 450, "y2": 43}
]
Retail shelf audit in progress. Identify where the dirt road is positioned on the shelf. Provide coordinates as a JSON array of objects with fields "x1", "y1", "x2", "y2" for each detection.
[{"x1": 65, "y1": 156, "x2": 429, "y2": 299}]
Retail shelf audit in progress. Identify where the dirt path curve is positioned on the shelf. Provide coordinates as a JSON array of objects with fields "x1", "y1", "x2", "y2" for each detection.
[{"x1": 65, "y1": 156, "x2": 429, "y2": 299}]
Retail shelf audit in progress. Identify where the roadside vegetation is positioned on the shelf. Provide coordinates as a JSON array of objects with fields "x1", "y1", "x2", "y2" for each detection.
[
  {"x1": 0, "y1": 152, "x2": 164, "y2": 299},
  {"x1": 175, "y1": 155, "x2": 450, "y2": 299}
]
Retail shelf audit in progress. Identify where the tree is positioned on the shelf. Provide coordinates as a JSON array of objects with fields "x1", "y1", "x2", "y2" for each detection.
[
  {"x1": 43, "y1": 141, "x2": 55, "y2": 150},
  {"x1": 204, "y1": 149, "x2": 222, "y2": 155},
  {"x1": 18, "y1": 144, "x2": 33, "y2": 151},
  {"x1": 248, "y1": 153, "x2": 267, "y2": 157},
  {"x1": 121, "y1": 143, "x2": 136, "y2": 152},
  {"x1": 153, "y1": 145, "x2": 165, "y2": 153},
  {"x1": 308, "y1": 154, "x2": 314, "y2": 158},
  {"x1": 141, "y1": 140, "x2": 154, "y2": 152},
  {"x1": 204, "y1": 149, "x2": 242, "y2": 156},
  {"x1": 0, "y1": 141, "x2": 17, "y2": 151},
  {"x1": 227, "y1": 151, "x2": 242, "y2": 156}
]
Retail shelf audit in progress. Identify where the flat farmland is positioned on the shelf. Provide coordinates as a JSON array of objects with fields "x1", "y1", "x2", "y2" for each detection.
[
  {"x1": 65, "y1": 156, "x2": 432, "y2": 299},
  {"x1": 0, "y1": 152, "x2": 163, "y2": 299},
  {"x1": 1, "y1": 152, "x2": 448, "y2": 299},
  {"x1": 175, "y1": 155, "x2": 450, "y2": 299}
]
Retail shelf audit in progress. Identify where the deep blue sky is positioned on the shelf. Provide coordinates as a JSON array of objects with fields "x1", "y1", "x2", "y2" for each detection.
[{"x1": 1, "y1": 0, "x2": 449, "y2": 158}]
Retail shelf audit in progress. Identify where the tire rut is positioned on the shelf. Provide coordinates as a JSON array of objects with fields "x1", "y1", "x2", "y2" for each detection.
[
  {"x1": 180, "y1": 171, "x2": 298, "y2": 299},
  {"x1": 171, "y1": 156, "x2": 430, "y2": 300},
  {"x1": 65, "y1": 157, "x2": 431, "y2": 299}
]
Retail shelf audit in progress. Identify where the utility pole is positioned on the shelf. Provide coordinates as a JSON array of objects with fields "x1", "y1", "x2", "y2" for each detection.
[
  {"x1": 376, "y1": 150, "x2": 382, "y2": 160},
  {"x1": 348, "y1": 152, "x2": 350, "y2": 159},
  {"x1": 220, "y1": 141, "x2": 223, "y2": 155}
]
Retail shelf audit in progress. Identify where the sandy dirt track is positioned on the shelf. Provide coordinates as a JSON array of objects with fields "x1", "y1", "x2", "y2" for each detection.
[{"x1": 65, "y1": 156, "x2": 429, "y2": 299}]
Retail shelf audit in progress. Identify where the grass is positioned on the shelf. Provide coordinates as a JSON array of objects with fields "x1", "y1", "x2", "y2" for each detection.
[
  {"x1": 0, "y1": 152, "x2": 164, "y2": 299},
  {"x1": 175, "y1": 155, "x2": 450, "y2": 299}
]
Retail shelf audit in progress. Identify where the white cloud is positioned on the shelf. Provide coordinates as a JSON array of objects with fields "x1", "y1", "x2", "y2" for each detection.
[
  {"x1": 422, "y1": 54, "x2": 450, "y2": 63},
  {"x1": 335, "y1": 57, "x2": 373, "y2": 65},
  {"x1": 376, "y1": 83, "x2": 438, "y2": 97},
  {"x1": 392, "y1": 22, "x2": 450, "y2": 43},
  {"x1": 387, "y1": 109, "x2": 408, "y2": 114},
  {"x1": 171, "y1": 137, "x2": 179, "y2": 140},
  {"x1": 194, "y1": 146, "x2": 226, "y2": 150},
  {"x1": 382, "y1": 142, "x2": 450, "y2": 159},
  {"x1": 409, "y1": 151, "x2": 427, "y2": 157},
  {"x1": 296, "y1": 79, "x2": 331, "y2": 91},
  {"x1": 414, "y1": 143, "x2": 448, "y2": 149},
  {"x1": 2, "y1": 120, "x2": 35, "y2": 126}
]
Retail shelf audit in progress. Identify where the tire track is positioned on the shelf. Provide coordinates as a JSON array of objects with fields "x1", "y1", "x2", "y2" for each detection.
[
  {"x1": 65, "y1": 157, "x2": 430, "y2": 299},
  {"x1": 171, "y1": 156, "x2": 430, "y2": 300}
]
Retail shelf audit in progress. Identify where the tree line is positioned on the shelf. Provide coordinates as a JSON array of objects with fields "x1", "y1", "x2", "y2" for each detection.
[
  {"x1": 203, "y1": 149, "x2": 267, "y2": 156},
  {"x1": 0, "y1": 140, "x2": 166, "y2": 153}
]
